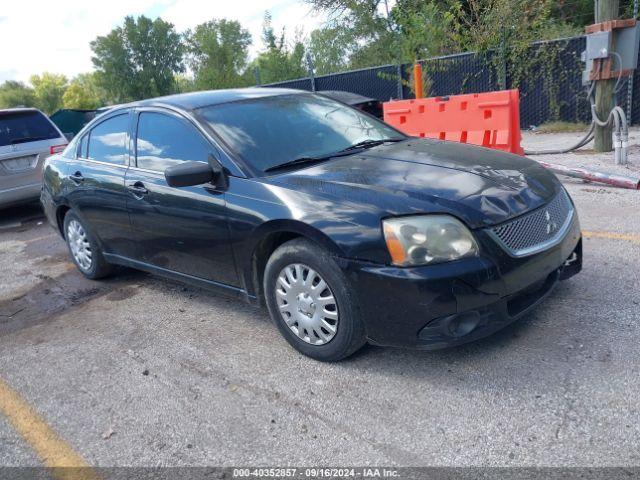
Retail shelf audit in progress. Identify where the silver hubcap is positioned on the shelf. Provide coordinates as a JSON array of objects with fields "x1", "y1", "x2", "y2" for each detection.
[
  {"x1": 67, "y1": 219, "x2": 92, "y2": 271},
  {"x1": 275, "y1": 263, "x2": 338, "y2": 345}
]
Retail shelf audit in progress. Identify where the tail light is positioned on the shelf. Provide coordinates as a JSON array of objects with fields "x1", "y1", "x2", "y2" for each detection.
[{"x1": 50, "y1": 144, "x2": 68, "y2": 155}]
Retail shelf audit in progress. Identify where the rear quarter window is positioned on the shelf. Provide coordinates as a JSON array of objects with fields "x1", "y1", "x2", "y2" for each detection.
[
  {"x1": 76, "y1": 134, "x2": 88, "y2": 158},
  {"x1": 0, "y1": 110, "x2": 60, "y2": 147},
  {"x1": 86, "y1": 114, "x2": 129, "y2": 165}
]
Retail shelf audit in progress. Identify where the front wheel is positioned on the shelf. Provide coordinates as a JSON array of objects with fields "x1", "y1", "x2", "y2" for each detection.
[
  {"x1": 63, "y1": 210, "x2": 113, "y2": 279},
  {"x1": 264, "y1": 238, "x2": 366, "y2": 362}
]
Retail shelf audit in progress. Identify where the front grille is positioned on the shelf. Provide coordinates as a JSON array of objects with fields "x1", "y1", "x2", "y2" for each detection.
[{"x1": 487, "y1": 189, "x2": 574, "y2": 257}]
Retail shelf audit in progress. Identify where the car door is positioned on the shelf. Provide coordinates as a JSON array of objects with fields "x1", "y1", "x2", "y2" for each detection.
[
  {"x1": 64, "y1": 111, "x2": 137, "y2": 258},
  {"x1": 124, "y1": 109, "x2": 239, "y2": 287}
]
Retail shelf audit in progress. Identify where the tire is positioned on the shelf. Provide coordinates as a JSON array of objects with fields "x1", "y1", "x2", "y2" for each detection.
[
  {"x1": 264, "y1": 238, "x2": 366, "y2": 362},
  {"x1": 63, "y1": 210, "x2": 113, "y2": 279}
]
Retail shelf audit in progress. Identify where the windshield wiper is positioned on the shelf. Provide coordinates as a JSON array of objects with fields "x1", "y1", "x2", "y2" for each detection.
[
  {"x1": 264, "y1": 149, "x2": 357, "y2": 173},
  {"x1": 9, "y1": 135, "x2": 50, "y2": 144},
  {"x1": 342, "y1": 138, "x2": 404, "y2": 151},
  {"x1": 264, "y1": 138, "x2": 405, "y2": 173}
]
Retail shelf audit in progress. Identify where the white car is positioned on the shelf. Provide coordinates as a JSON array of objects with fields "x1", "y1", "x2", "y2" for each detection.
[{"x1": 0, "y1": 108, "x2": 67, "y2": 208}]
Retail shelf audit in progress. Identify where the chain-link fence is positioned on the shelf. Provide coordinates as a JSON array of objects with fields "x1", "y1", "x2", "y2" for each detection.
[{"x1": 260, "y1": 35, "x2": 640, "y2": 127}]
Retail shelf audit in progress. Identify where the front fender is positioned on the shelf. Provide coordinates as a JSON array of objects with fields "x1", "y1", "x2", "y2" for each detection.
[
  {"x1": 247, "y1": 219, "x2": 347, "y2": 259},
  {"x1": 224, "y1": 177, "x2": 388, "y2": 299}
]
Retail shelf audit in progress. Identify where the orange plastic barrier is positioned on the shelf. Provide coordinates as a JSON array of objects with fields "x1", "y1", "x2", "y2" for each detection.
[{"x1": 383, "y1": 89, "x2": 524, "y2": 155}]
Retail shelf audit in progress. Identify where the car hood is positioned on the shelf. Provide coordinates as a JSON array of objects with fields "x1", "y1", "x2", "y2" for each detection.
[{"x1": 267, "y1": 138, "x2": 561, "y2": 229}]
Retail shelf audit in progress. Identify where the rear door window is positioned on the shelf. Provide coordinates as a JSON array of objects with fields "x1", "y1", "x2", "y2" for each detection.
[
  {"x1": 135, "y1": 112, "x2": 209, "y2": 172},
  {"x1": 87, "y1": 114, "x2": 129, "y2": 165},
  {"x1": 0, "y1": 110, "x2": 60, "y2": 147}
]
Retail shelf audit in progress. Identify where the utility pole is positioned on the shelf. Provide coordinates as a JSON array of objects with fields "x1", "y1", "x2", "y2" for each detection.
[
  {"x1": 626, "y1": 0, "x2": 639, "y2": 121},
  {"x1": 594, "y1": 0, "x2": 620, "y2": 152}
]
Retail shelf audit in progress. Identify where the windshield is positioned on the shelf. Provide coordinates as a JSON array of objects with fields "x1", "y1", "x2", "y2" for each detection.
[
  {"x1": 197, "y1": 94, "x2": 404, "y2": 173},
  {"x1": 0, "y1": 110, "x2": 60, "y2": 147}
]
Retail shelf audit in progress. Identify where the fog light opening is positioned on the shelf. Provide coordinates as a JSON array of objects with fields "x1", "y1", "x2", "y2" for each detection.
[{"x1": 448, "y1": 312, "x2": 481, "y2": 338}]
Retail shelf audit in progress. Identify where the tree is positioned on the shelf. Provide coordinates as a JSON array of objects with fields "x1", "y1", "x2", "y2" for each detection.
[
  {"x1": 250, "y1": 12, "x2": 307, "y2": 84},
  {"x1": 63, "y1": 73, "x2": 105, "y2": 109},
  {"x1": 549, "y1": 0, "x2": 593, "y2": 29},
  {"x1": 448, "y1": 0, "x2": 576, "y2": 53},
  {"x1": 174, "y1": 74, "x2": 197, "y2": 93},
  {"x1": 90, "y1": 15, "x2": 185, "y2": 102},
  {"x1": 392, "y1": 1, "x2": 453, "y2": 61},
  {"x1": 307, "y1": 0, "x2": 399, "y2": 68},
  {"x1": 307, "y1": 0, "x2": 583, "y2": 69},
  {"x1": 305, "y1": 0, "x2": 447, "y2": 68},
  {"x1": 186, "y1": 19, "x2": 252, "y2": 90},
  {"x1": 30, "y1": 73, "x2": 68, "y2": 114},
  {"x1": 307, "y1": 26, "x2": 352, "y2": 75},
  {"x1": 0, "y1": 81, "x2": 36, "y2": 109}
]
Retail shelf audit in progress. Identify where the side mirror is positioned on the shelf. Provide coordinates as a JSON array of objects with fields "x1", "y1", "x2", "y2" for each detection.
[
  {"x1": 208, "y1": 154, "x2": 228, "y2": 190},
  {"x1": 164, "y1": 161, "x2": 213, "y2": 188}
]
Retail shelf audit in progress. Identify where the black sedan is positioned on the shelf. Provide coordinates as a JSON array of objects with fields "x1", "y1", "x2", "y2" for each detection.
[{"x1": 41, "y1": 88, "x2": 582, "y2": 361}]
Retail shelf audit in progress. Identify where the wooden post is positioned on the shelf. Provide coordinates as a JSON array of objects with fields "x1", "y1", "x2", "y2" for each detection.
[{"x1": 594, "y1": 0, "x2": 620, "y2": 152}]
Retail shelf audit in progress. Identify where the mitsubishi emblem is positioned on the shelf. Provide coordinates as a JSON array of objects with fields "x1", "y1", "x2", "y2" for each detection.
[{"x1": 545, "y1": 210, "x2": 557, "y2": 235}]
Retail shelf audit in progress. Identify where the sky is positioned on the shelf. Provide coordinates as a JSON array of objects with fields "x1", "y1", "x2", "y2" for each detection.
[{"x1": 0, "y1": 0, "x2": 326, "y2": 84}]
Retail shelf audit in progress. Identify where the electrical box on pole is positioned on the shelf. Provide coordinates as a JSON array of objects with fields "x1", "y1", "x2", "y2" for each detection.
[
  {"x1": 580, "y1": 5, "x2": 637, "y2": 157},
  {"x1": 582, "y1": 21, "x2": 640, "y2": 85}
]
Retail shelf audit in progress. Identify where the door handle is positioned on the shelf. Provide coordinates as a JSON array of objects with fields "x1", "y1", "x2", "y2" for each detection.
[
  {"x1": 70, "y1": 171, "x2": 84, "y2": 183},
  {"x1": 127, "y1": 181, "x2": 148, "y2": 196}
]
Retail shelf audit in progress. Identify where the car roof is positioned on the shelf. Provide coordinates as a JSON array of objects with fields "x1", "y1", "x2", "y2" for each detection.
[
  {"x1": 130, "y1": 87, "x2": 305, "y2": 111},
  {"x1": 319, "y1": 90, "x2": 378, "y2": 105}
]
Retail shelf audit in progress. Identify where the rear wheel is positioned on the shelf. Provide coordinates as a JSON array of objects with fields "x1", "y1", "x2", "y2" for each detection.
[
  {"x1": 264, "y1": 238, "x2": 366, "y2": 362},
  {"x1": 63, "y1": 210, "x2": 112, "y2": 279}
]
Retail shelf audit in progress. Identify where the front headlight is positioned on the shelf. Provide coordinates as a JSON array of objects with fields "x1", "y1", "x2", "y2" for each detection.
[{"x1": 382, "y1": 215, "x2": 479, "y2": 266}]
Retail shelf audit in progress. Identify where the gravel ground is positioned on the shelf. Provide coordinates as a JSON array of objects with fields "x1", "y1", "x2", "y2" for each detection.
[
  {"x1": 521, "y1": 127, "x2": 640, "y2": 177},
  {"x1": 0, "y1": 133, "x2": 638, "y2": 469}
]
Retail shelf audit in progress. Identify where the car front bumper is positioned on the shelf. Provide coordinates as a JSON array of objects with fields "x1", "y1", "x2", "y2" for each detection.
[{"x1": 345, "y1": 213, "x2": 582, "y2": 349}]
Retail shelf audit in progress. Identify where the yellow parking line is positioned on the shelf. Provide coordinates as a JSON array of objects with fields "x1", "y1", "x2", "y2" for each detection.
[
  {"x1": 0, "y1": 377, "x2": 99, "y2": 480},
  {"x1": 583, "y1": 230, "x2": 640, "y2": 245}
]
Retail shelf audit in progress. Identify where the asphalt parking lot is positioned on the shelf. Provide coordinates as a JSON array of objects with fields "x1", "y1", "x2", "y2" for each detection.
[{"x1": 1, "y1": 153, "x2": 639, "y2": 468}]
